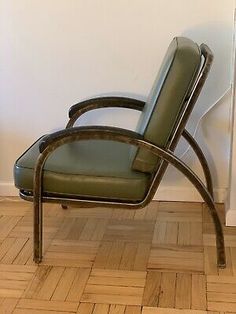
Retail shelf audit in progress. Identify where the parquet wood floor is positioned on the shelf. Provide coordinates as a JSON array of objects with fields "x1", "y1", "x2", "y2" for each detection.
[{"x1": 0, "y1": 198, "x2": 235, "y2": 313}]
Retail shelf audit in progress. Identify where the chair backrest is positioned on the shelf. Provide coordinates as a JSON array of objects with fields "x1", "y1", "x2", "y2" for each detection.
[{"x1": 132, "y1": 37, "x2": 202, "y2": 173}]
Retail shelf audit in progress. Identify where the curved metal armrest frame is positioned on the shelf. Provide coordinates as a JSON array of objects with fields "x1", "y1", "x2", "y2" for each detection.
[
  {"x1": 66, "y1": 96, "x2": 145, "y2": 128},
  {"x1": 65, "y1": 96, "x2": 214, "y2": 198},
  {"x1": 34, "y1": 125, "x2": 225, "y2": 268}
]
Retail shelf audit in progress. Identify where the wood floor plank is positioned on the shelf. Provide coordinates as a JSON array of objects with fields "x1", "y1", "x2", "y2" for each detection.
[
  {"x1": 0, "y1": 271, "x2": 33, "y2": 281},
  {"x1": 191, "y1": 274, "x2": 206, "y2": 310},
  {"x1": 17, "y1": 298, "x2": 78, "y2": 312},
  {"x1": 93, "y1": 303, "x2": 110, "y2": 314},
  {"x1": 66, "y1": 268, "x2": 90, "y2": 302},
  {"x1": 81, "y1": 269, "x2": 145, "y2": 306},
  {"x1": 79, "y1": 219, "x2": 108, "y2": 241},
  {"x1": 231, "y1": 247, "x2": 236, "y2": 275},
  {"x1": 0, "y1": 216, "x2": 22, "y2": 239},
  {"x1": 81, "y1": 294, "x2": 142, "y2": 306},
  {"x1": 0, "y1": 238, "x2": 17, "y2": 261},
  {"x1": 1, "y1": 238, "x2": 28, "y2": 264},
  {"x1": 142, "y1": 308, "x2": 207, "y2": 313},
  {"x1": 23, "y1": 266, "x2": 52, "y2": 299},
  {"x1": 0, "y1": 288, "x2": 23, "y2": 298},
  {"x1": 91, "y1": 269, "x2": 146, "y2": 279},
  {"x1": 134, "y1": 202, "x2": 159, "y2": 221},
  {"x1": 144, "y1": 202, "x2": 159, "y2": 221},
  {"x1": 156, "y1": 202, "x2": 202, "y2": 222},
  {"x1": 65, "y1": 207, "x2": 113, "y2": 219},
  {"x1": 142, "y1": 271, "x2": 161, "y2": 307},
  {"x1": 93, "y1": 242, "x2": 113, "y2": 269},
  {"x1": 77, "y1": 303, "x2": 94, "y2": 314},
  {"x1": 0, "y1": 298, "x2": 19, "y2": 313},
  {"x1": 13, "y1": 238, "x2": 33, "y2": 265},
  {"x1": 152, "y1": 222, "x2": 167, "y2": 244},
  {"x1": 35, "y1": 266, "x2": 64, "y2": 300},
  {"x1": 133, "y1": 244, "x2": 150, "y2": 271},
  {"x1": 208, "y1": 301, "x2": 236, "y2": 312},
  {"x1": 0, "y1": 279, "x2": 28, "y2": 290},
  {"x1": 158, "y1": 272, "x2": 176, "y2": 308},
  {"x1": 153, "y1": 222, "x2": 178, "y2": 245},
  {"x1": 43, "y1": 240, "x2": 99, "y2": 267},
  {"x1": 109, "y1": 304, "x2": 126, "y2": 314},
  {"x1": 0, "y1": 199, "x2": 30, "y2": 216},
  {"x1": 106, "y1": 242, "x2": 125, "y2": 270},
  {"x1": 84, "y1": 284, "x2": 143, "y2": 296},
  {"x1": 87, "y1": 275, "x2": 145, "y2": 287},
  {"x1": 178, "y1": 222, "x2": 202, "y2": 246},
  {"x1": 55, "y1": 218, "x2": 79, "y2": 240},
  {"x1": 133, "y1": 208, "x2": 149, "y2": 221},
  {"x1": 207, "y1": 275, "x2": 236, "y2": 311},
  {"x1": 0, "y1": 264, "x2": 37, "y2": 273},
  {"x1": 13, "y1": 309, "x2": 75, "y2": 314},
  {"x1": 124, "y1": 305, "x2": 142, "y2": 314},
  {"x1": 103, "y1": 220, "x2": 155, "y2": 243},
  {"x1": 175, "y1": 273, "x2": 191, "y2": 309},
  {"x1": 148, "y1": 245, "x2": 204, "y2": 273},
  {"x1": 0, "y1": 264, "x2": 36, "y2": 298},
  {"x1": 165, "y1": 222, "x2": 178, "y2": 244},
  {"x1": 52, "y1": 267, "x2": 77, "y2": 301},
  {"x1": 112, "y1": 209, "x2": 136, "y2": 220},
  {"x1": 119, "y1": 243, "x2": 137, "y2": 270},
  {"x1": 204, "y1": 246, "x2": 218, "y2": 275},
  {"x1": 9, "y1": 220, "x2": 61, "y2": 239}
]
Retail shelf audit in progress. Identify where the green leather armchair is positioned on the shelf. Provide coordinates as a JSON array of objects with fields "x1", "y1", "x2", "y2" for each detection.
[{"x1": 14, "y1": 37, "x2": 226, "y2": 268}]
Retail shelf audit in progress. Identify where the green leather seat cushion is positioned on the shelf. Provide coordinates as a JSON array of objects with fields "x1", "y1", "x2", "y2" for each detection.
[
  {"x1": 132, "y1": 37, "x2": 202, "y2": 173},
  {"x1": 14, "y1": 137, "x2": 150, "y2": 201}
]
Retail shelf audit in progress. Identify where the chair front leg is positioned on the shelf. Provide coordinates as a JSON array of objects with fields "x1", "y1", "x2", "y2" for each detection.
[
  {"x1": 33, "y1": 155, "x2": 44, "y2": 264},
  {"x1": 33, "y1": 196, "x2": 43, "y2": 263}
]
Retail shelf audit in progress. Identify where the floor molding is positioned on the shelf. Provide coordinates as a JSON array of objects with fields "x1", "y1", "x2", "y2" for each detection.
[
  {"x1": 226, "y1": 208, "x2": 236, "y2": 226},
  {"x1": 155, "y1": 186, "x2": 226, "y2": 203},
  {"x1": 0, "y1": 181, "x2": 18, "y2": 196}
]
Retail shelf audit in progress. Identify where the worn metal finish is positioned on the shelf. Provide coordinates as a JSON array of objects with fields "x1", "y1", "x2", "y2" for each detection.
[
  {"x1": 182, "y1": 130, "x2": 214, "y2": 198},
  {"x1": 32, "y1": 125, "x2": 225, "y2": 267},
  {"x1": 67, "y1": 97, "x2": 145, "y2": 128}
]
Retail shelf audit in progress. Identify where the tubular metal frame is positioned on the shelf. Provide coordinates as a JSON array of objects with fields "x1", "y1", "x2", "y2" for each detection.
[{"x1": 19, "y1": 43, "x2": 225, "y2": 268}]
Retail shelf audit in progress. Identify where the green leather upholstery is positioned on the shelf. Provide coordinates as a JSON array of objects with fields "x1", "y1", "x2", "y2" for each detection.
[
  {"x1": 132, "y1": 37, "x2": 201, "y2": 173},
  {"x1": 14, "y1": 137, "x2": 150, "y2": 201}
]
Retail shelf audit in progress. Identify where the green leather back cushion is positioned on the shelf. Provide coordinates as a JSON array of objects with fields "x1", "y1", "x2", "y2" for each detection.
[{"x1": 132, "y1": 37, "x2": 201, "y2": 173}]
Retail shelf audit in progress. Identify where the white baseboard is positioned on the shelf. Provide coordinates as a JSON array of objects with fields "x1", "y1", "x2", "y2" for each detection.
[
  {"x1": 226, "y1": 209, "x2": 236, "y2": 226},
  {"x1": 0, "y1": 181, "x2": 19, "y2": 196},
  {"x1": 225, "y1": 197, "x2": 236, "y2": 226},
  {"x1": 155, "y1": 186, "x2": 226, "y2": 203},
  {"x1": 0, "y1": 181, "x2": 227, "y2": 203}
]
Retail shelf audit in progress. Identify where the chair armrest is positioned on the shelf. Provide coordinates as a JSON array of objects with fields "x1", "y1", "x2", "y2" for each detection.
[
  {"x1": 67, "y1": 97, "x2": 145, "y2": 128},
  {"x1": 39, "y1": 125, "x2": 143, "y2": 153}
]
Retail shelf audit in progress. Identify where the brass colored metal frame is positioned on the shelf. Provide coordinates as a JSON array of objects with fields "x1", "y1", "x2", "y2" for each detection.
[{"x1": 19, "y1": 44, "x2": 226, "y2": 268}]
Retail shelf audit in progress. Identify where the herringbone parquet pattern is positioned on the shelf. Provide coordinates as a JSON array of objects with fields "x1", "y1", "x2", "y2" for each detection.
[{"x1": 0, "y1": 198, "x2": 235, "y2": 313}]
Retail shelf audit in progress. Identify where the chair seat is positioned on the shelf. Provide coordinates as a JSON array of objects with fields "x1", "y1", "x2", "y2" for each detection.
[{"x1": 14, "y1": 137, "x2": 151, "y2": 201}]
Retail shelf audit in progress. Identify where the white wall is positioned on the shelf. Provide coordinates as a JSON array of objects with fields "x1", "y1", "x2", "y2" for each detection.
[
  {"x1": 226, "y1": 12, "x2": 236, "y2": 226},
  {"x1": 0, "y1": 0, "x2": 235, "y2": 202}
]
